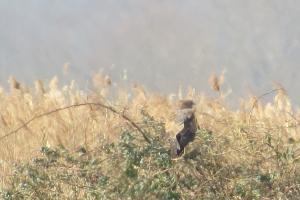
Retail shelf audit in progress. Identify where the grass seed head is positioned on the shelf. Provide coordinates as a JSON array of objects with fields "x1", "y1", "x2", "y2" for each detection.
[{"x1": 209, "y1": 72, "x2": 220, "y2": 92}]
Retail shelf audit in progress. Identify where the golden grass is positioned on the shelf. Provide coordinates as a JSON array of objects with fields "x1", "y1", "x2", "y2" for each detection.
[{"x1": 1, "y1": 71, "x2": 300, "y2": 198}]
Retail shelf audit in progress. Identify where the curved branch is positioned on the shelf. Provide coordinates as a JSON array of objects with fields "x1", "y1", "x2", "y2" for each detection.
[
  {"x1": 247, "y1": 89, "x2": 279, "y2": 124},
  {"x1": 0, "y1": 102, "x2": 151, "y2": 144}
]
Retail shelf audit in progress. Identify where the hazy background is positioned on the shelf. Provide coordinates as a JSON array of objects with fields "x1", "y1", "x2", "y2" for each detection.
[{"x1": 1, "y1": 1, "x2": 300, "y2": 109}]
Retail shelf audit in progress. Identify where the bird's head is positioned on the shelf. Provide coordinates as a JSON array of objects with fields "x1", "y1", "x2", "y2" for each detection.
[{"x1": 178, "y1": 100, "x2": 195, "y2": 110}]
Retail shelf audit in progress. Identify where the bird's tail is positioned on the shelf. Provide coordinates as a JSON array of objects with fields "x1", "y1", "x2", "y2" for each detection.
[{"x1": 168, "y1": 136, "x2": 180, "y2": 158}]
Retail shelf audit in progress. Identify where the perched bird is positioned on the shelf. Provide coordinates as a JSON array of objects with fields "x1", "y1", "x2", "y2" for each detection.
[{"x1": 166, "y1": 100, "x2": 199, "y2": 158}]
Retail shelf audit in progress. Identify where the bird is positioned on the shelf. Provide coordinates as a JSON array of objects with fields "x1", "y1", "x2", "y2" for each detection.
[{"x1": 166, "y1": 100, "x2": 199, "y2": 159}]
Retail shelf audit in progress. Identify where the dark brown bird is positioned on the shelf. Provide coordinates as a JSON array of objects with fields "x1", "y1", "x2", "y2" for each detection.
[{"x1": 167, "y1": 100, "x2": 198, "y2": 158}]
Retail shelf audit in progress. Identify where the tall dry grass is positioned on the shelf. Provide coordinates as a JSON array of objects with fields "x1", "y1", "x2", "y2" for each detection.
[{"x1": 1, "y1": 70, "x2": 300, "y2": 198}]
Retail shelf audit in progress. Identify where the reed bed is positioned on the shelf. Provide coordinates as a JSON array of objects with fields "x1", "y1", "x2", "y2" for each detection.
[{"x1": 0, "y1": 71, "x2": 300, "y2": 199}]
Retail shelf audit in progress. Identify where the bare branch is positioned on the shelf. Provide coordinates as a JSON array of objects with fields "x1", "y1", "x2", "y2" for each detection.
[
  {"x1": 247, "y1": 89, "x2": 280, "y2": 124},
  {"x1": 0, "y1": 102, "x2": 151, "y2": 144}
]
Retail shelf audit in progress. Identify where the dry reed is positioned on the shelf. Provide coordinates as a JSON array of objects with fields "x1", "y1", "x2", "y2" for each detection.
[{"x1": 0, "y1": 72, "x2": 300, "y2": 199}]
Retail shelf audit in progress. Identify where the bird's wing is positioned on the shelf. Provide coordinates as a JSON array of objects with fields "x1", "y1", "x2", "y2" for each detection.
[
  {"x1": 177, "y1": 129, "x2": 196, "y2": 147},
  {"x1": 177, "y1": 113, "x2": 198, "y2": 145},
  {"x1": 173, "y1": 108, "x2": 195, "y2": 124},
  {"x1": 165, "y1": 121, "x2": 182, "y2": 147}
]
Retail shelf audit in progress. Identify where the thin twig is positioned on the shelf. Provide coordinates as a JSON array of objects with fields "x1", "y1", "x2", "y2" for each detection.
[
  {"x1": 0, "y1": 102, "x2": 151, "y2": 144},
  {"x1": 248, "y1": 89, "x2": 279, "y2": 125}
]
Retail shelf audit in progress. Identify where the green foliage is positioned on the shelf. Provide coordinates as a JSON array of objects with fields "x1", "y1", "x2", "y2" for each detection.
[
  {"x1": 0, "y1": 109, "x2": 174, "y2": 199},
  {"x1": 2, "y1": 109, "x2": 300, "y2": 199}
]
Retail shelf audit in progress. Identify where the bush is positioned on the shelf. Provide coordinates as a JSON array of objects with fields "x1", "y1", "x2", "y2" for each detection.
[{"x1": 3, "y1": 109, "x2": 300, "y2": 199}]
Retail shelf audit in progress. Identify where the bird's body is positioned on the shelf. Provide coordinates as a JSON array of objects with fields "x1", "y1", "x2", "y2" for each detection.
[{"x1": 167, "y1": 100, "x2": 199, "y2": 158}]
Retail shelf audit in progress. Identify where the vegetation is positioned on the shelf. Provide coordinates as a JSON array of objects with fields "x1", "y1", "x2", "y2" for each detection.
[{"x1": 1, "y1": 71, "x2": 300, "y2": 199}]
